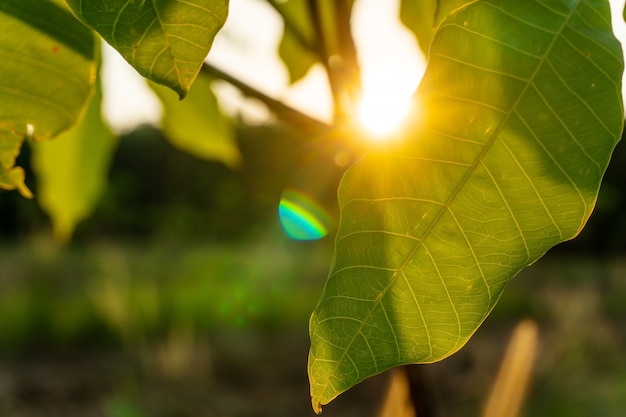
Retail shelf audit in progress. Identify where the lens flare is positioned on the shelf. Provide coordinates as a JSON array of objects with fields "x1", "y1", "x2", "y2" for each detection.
[{"x1": 278, "y1": 190, "x2": 330, "y2": 241}]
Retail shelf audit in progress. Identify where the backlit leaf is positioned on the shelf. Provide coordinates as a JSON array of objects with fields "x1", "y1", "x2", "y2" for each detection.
[
  {"x1": 66, "y1": 0, "x2": 229, "y2": 98},
  {"x1": 31, "y1": 78, "x2": 117, "y2": 242},
  {"x1": 309, "y1": 0, "x2": 623, "y2": 412},
  {"x1": 150, "y1": 73, "x2": 241, "y2": 168},
  {"x1": 0, "y1": 0, "x2": 96, "y2": 196},
  {"x1": 277, "y1": 0, "x2": 353, "y2": 84}
]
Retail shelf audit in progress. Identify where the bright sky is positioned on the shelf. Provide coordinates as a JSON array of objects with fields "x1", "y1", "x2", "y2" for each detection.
[
  {"x1": 101, "y1": 0, "x2": 626, "y2": 135},
  {"x1": 100, "y1": 0, "x2": 424, "y2": 133}
]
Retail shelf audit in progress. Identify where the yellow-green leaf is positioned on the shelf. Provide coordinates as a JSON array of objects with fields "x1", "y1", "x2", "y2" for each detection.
[
  {"x1": 309, "y1": 0, "x2": 624, "y2": 411},
  {"x1": 66, "y1": 0, "x2": 229, "y2": 98},
  {"x1": 150, "y1": 74, "x2": 241, "y2": 168},
  {"x1": 31, "y1": 80, "x2": 117, "y2": 242}
]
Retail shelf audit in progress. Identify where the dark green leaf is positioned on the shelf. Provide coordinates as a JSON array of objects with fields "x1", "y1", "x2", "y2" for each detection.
[
  {"x1": 66, "y1": 0, "x2": 229, "y2": 98},
  {"x1": 0, "y1": 0, "x2": 96, "y2": 195}
]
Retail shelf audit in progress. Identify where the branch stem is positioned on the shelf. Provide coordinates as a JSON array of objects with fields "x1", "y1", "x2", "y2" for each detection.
[
  {"x1": 334, "y1": 0, "x2": 361, "y2": 104},
  {"x1": 201, "y1": 63, "x2": 330, "y2": 131},
  {"x1": 306, "y1": 0, "x2": 344, "y2": 122}
]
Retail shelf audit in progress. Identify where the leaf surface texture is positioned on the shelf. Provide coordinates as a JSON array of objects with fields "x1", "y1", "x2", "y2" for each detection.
[
  {"x1": 0, "y1": 0, "x2": 96, "y2": 195},
  {"x1": 67, "y1": 0, "x2": 229, "y2": 97},
  {"x1": 309, "y1": 0, "x2": 624, "y2": 412}
]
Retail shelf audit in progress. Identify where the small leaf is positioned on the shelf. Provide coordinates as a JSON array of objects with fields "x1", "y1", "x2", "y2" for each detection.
[
  {"x1": 277, "y1": 0, "x2": 318, "y2": 84},
  {"x1": 150, "y1": 74, "x2": 241, "y2": 168},
  {"x1": 66, "y1": 0, "x2": 229, "y2": 98},
  {"x1": 309, "y1": 0, "x2": 623, "y2": 412},
  {"x1": 31, "y1": 78, "x2": 117, "y2": 242},
  {"x1": 276, "y1": 0, "x2": 354, "y2": 84}
]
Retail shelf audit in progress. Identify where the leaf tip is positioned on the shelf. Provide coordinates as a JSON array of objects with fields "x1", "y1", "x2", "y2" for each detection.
[
  {"x1": 311, "y1": 398, "x2": 323, "y2": 415},
  {"x1": 0, "y1": 167, "x2": 33, "y2": 199}
]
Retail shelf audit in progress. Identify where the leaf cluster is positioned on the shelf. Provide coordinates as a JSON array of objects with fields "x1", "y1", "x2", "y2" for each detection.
[{"x1": 0, "y1": 0, "x2": 624, "y2": 414}]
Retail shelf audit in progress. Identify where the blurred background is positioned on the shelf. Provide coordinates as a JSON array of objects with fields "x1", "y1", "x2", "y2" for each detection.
[{"x1": 1, "y1": 0, "x2": 626, "y2": 416}]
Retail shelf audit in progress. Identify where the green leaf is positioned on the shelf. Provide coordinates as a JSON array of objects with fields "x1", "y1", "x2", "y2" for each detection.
[
  {"x1": 277, "y1": 0, "x2": 354, "y2": 84},
  {"x1": 399, "y1": 0, "x2": 472, "y2": 56},
  {"x1": 66, "y1": 0, "x2": 229, "y2": 98},
  {"x1": 31, "y1": 78, "x2": 117, "y2": 242},
  {"x1": 277, "y1": 0, "x2": 318, "y2": 84},
  {"x1": 150, "y1": 73, "x2": 241, "y2": 168},
  {"x1": 309, "y1": 0, "x2": 623, "y2": 412},
  {"x1": 0, "y1": 0, "x2": 96, "y2": 195}
]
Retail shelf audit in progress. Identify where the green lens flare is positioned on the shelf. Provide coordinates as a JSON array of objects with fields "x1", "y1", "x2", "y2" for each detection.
[{"x1": 278, "y1": 191, "x2": 330, "y2": 241}]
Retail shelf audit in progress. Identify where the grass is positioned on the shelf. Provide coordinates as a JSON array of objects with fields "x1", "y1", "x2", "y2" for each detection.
[{"x1": 0, "y1": 233, "x2": 625, "y2": 416}]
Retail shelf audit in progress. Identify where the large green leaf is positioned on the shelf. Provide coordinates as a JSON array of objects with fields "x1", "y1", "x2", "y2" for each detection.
[
  {"x1": 31, "y1": 78, "x2": 117, "y2": 242},
  {"x1": 66, "y1": 0, "x2": 229, "y2": 98},
  {"x1": 309, "y1": 0, "x2": 623, "y2": 412},
  {"x1": 0, "y1": 0, "x2": 96, "y2": 195},
  {"x1": 150, "y1": 73, "x2": 241, "y2": 168}
]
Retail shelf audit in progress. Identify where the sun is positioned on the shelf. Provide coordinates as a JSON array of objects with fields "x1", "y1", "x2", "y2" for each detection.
[{"x1": 356, "y1": 72, "x2": 416, "y2": 141}]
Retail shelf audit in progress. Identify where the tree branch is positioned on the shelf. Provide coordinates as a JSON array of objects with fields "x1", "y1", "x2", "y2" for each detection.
[
  {"x1": 334, "y1": 0, "x2": 361, "y2": 105},
  {"x1": 306, "y1": 0, "x2": 345, "y2": 122},
  {"x1": 201, "y1": 62, "x2": 330, "y2": 131}
]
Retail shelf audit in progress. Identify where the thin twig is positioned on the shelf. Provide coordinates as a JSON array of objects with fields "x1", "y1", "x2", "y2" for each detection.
[
  {"x1": 201, "y1": 62, "x2": 330, "y2": 131},
  {"x1": 306, "y1": 0, "x2": 344, "y2": 122},
  {"x1": 334, "y1": 0, "x2": 361, "y2": 108}
]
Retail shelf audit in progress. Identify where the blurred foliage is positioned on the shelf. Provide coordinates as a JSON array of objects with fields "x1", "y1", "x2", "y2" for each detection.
[
  {"x1": 0, "y1": 234, "x2": 332, "y2": 354},
  {"x1": 149, "y1": 75, "x2": 242, "y2": 168},
  {"x1": 31, "y1": 76, "x2": 117, "y2": 243},
  {"x1": 0, "y1": 121, "x2": 346, "y2": 243}
]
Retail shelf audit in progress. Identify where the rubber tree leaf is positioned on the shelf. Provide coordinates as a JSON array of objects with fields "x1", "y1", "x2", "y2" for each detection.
[
  {"x1": 66, "y1": 0, "x2": 229, "y2": 98},
  {"x1": 399, "y1": 0, "x2": 472, "y2": 56},
  {"x1": 276, "y1": 0, "x2": 354, "y2": 84},
  {"x1": 0, "y1": 0, "x2": 96, "y2": 196},
  {"x1": 31, "y1": 79, "x2": 117, "y2": 243},
  {"x1": 309, "y1": 0, "x2": 623, "y2": 412},
  {"x1": 150, "y1": 74, "x2": 241, "y2": 168}
]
